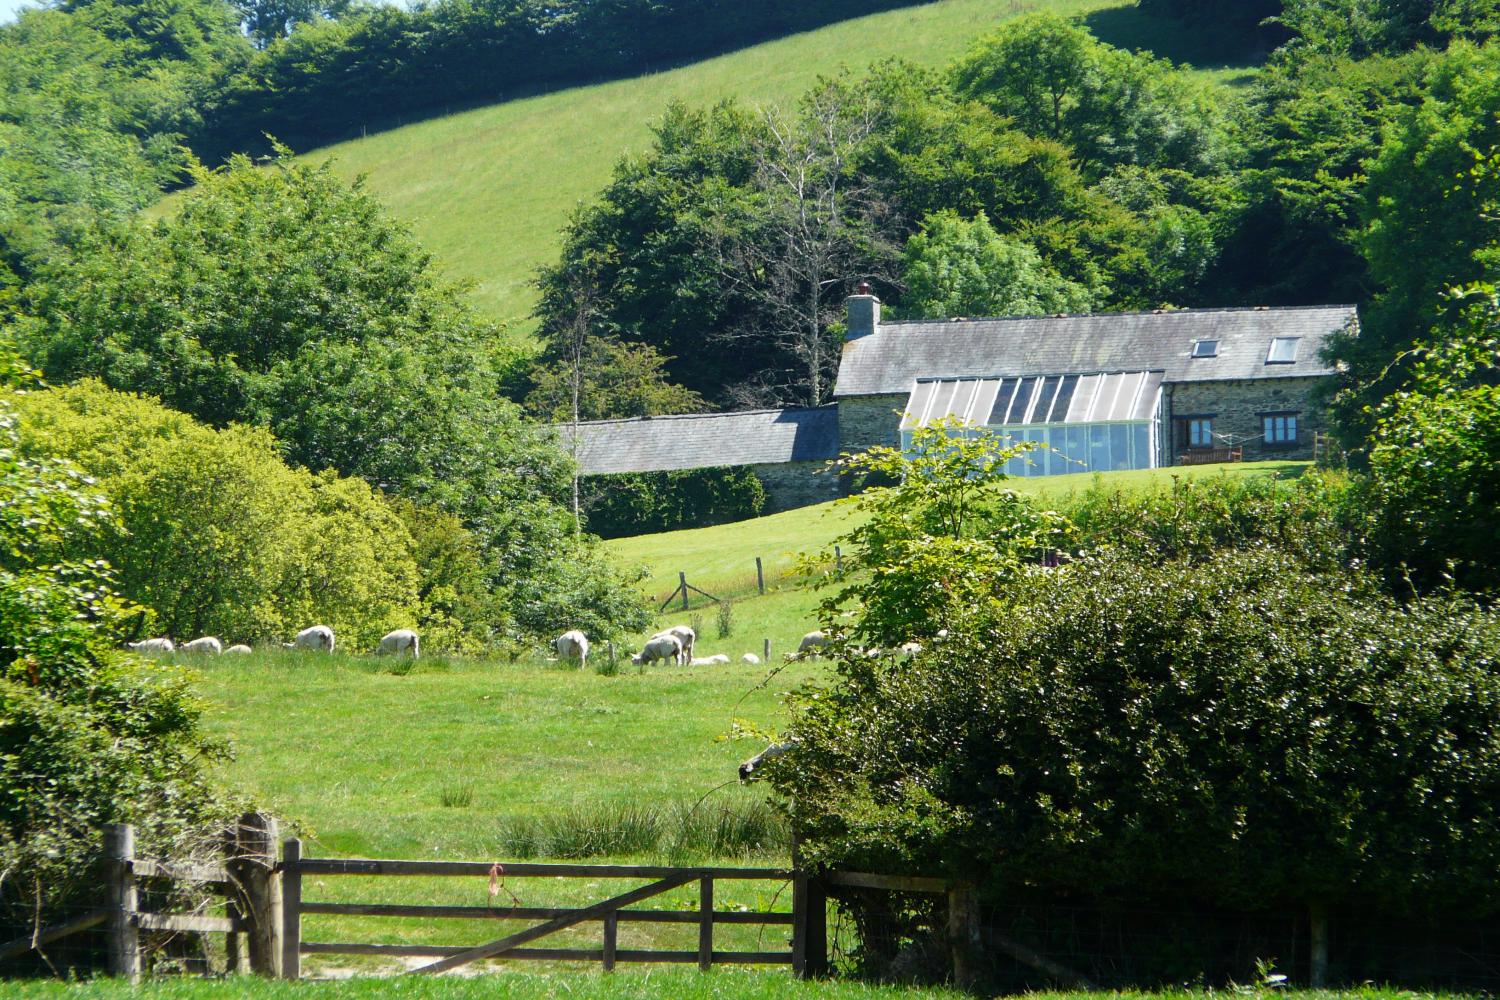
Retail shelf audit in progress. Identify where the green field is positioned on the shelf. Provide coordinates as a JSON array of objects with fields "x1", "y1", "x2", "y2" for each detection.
[
  {"x1": 266, "y1": 0, "x2": 1260, "y2": 337},
  {"x1": 607, "y1": 461, "x2": 1311, "y2": 604}
]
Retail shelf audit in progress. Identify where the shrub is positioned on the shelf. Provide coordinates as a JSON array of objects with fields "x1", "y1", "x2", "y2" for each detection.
[
  {"x1": 9, "y1": 380, "x2": 421, "y2": 648},
  {"x1": 581, "y1": 466, "x2": 767, "y2": 539},
  {"x1": 0, "y1": 353, "x2": 233, "y2": 948},
  {"x1": 777, "y1": 546, "x2": 1500, "y2": 920}
]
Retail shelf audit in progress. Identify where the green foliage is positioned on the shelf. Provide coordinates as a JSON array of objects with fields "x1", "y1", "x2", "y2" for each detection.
[
  {"x1": 1359, "y1": 283, "x2": 1500, "y2": 591},
  {"x1": 0, "y1": 344, "x2": 232, "y2": 937},
  {"x1": 808, "y1": 419, "x2": 1070, "y2": 649},
  {"x1": 526, "y1": 336, "x2": 707, "y2": 422},
  {"x1": 777, "y1": 545, "x2": 1500, "y2": 919},
  {"x1": 581, "y1": 467, "x2": 768, "y2": 540},
  {"x1": 10, "y1": 380, "x2": 421, "y2": 648},
  {"x1": 899, "y1": 209, "x2": 1093, "y2": 318}
]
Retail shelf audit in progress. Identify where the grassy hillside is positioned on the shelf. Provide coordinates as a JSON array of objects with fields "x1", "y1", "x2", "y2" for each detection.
[
  {"x1": 608, "y1": 461, "x2": 1311, "y2": 604},
  {"x1": 290, "y1": 0, "x2": 1261, "y2": 338}
]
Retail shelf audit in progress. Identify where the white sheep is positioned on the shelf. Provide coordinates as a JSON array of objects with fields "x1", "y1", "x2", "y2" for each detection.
[
  {"x1": 224, "y1": 644, "x2": 253, "y2": 655},
  {"x1": 127, "y1": 638, "x2": 174, "y2": 654},
  {"x1": 284, "y1": 625, "x2": 335, "y2": 653},
  {"x1": 741, "y1": 653, "x2": 761, "y2": 665},
  {"x1": 794, "y1": 630, "x2": 827, "y2": 659},
  {"x1": 688, "y1": 653, "x2": 731, "y2": 666},
  {"x1": 376, "y1": 629, "x2": 420, "y2": 659},
  {"x1": 181, "y1": 636, "x2": 222, "y2": 655},
  {"x1": 654, "y1": 625, "x2": 695, "y2": 664},
  {"x1": 552, "y1": 630, "x2": 589, "y2": 669},
  {"x1": 632, "y1": 634, "x2": 682, "y2": 668}
]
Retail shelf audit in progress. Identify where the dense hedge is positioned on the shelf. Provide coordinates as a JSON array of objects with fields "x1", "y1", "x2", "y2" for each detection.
[
  {"x1": 582, "y1": 466, "x2": 766, "y2": 539},
  {"x1": 778, "y1": 545, "x2": 1500, "y2": 920},
  {"x1": 200, "y1": 0, "x2": 929, "y2": 158}
]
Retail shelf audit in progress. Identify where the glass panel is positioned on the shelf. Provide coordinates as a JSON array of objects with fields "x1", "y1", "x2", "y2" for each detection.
[
  {"x1": 987, "y1": 379, "x2": 1017, "y2": 425},
  {"x1": 1064, "y1": 427, "x2": 1087, "y2": 470},
  {"x1": 1133, "y1": 424, "x2": 1151, "y2": 468},
  {"x1": 1051, "y1": 374, "x2": 1079, "y2": 422},
  {"x1": 1005, "y1": 377, "x2": 1036, "y2": 424},
  {"x1": 1267, "y1": 337, "x2": 1300, "y2": 363},
  {"x1": 967, "y1": 379, "x2": 1001, "y2": 425},
  {"x1": 1286, "y1": 415, "x2": 1298, "y2": 441},
  {"x1": 902, "y1": 381, "x2": 938, "y2": 429},
  {"x1": 1110, "y1": 424, "x2": 1130, "y2": 470},
  {"x1": 1033, "y1": 376, "x2": 1061, "y2": 423},
  {"x1": 1192, "y1": 339, "x2": 1218, "y2": 358},
  {"x1": 928, "y1": 380, "x2": 959, "y2": 422},
  {"x1": 1089, "y1": 425, "x2": 1109, "y2": 472}
]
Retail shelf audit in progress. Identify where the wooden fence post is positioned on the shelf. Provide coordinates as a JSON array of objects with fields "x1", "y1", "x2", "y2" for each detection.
[
  {"x1": 680, "y1": 572, "x2": 690, "y2": 612},
  {"x1": 763, "y1": 638, "x2": 770, "y2": 664},
  {"x1": 280, "y1": 838, "x2": 302, "y2": 980},
  {"x1": 755, "y1": 557, "x2": 765, "y2": 595},
  {"x1": 698, "y1": 877, "x2": 714, "y2": 971},
  {"x1": 1309, "y1": 902, "x2": 1329, "y2": 988},
  {"x1": 602, "y1": 911, "x2": 617, "y2": 972},
  {"x1": 947, "y1": 884, "x2": 980, "y2": 990},
  {"x1": 227, "y1": 812, "x2": 283, "y2": 978},
  {"x1": 834, "y1": 545, "x2": 842, "y2": 571},
  {"x1": 104, "y1": 823, "x2": 141, "y2": 982}
]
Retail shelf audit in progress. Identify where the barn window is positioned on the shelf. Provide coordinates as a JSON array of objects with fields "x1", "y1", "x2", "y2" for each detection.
[
  {"x1": 1266, "y1": 337, "x2": 1300, "y2": 364},
  {"x1": 1262, "y1": 413, "x2": 1299, "y2": 445}
]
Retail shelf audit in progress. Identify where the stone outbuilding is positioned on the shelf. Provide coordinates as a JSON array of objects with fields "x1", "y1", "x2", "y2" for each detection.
[{"x1": 562, "y1": 297, "x2": 1357, "y2": 514}]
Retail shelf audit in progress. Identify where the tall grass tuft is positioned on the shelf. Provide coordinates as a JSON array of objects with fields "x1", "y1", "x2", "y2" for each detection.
[
  {"x1": 717, "y1": 599, "x2": 734, "y2": 638},
  {"x1": 497, "y1": 798, "x2": 787, "y2": 861},
  {"x1": 439, "y1": 782, "x2": 476, "y2": 808}
]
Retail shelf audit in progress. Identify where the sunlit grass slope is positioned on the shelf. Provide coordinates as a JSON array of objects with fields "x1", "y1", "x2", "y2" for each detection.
[
  {"x1": 607, "y1": 461, "x2": 1311, "y2": 602},
  {"x1": 291, "y1": 0, "x2": 1255, "y2": 338}
]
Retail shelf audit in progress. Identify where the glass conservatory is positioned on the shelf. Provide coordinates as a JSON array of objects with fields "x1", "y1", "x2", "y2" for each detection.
[{"x1": 899, "y1": 371, "x2": 1165, "y2": 477}]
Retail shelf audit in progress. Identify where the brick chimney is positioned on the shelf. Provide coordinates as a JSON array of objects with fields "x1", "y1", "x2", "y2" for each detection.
[{"x1": 846, "y1": 281, "x2": 880, "y2": 339}]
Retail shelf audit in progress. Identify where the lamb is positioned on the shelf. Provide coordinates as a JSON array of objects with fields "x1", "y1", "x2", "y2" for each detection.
[
  {"x1": 181, "y1": 636, "x2": 222, "y2": 655},
  {"x1": 741, "y1": 653, "x2": 761, "y2": 665},
  {"x1": 224, "y1": 644, "x2": 253, "y2": 655},
  {"x1": 689, "y1": 653, "x2": 731, "y2": 666},
  {"x1": 283, "y1": 625, "x2": 335, "y2": 653},
  {"x1": 654, "y1": 625, "x2": 695, "y2": 664},
  {"x1": 127, "y1": 638, "x2": 174, "y2": 654},
  {"x1": 552, "y1": 630, "x2": 589, "y2": 669},
  {"x1": 376, "y1": 629, "x2": 420, "y2": 659},
  {"x1": 631, "y1": 634, "x2": 682, "y2": 668}
]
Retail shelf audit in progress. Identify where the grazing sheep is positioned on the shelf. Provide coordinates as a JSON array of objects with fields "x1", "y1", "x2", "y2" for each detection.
[
  {"x1": 739, "y1": 739, "x2": 798, "y2": 781},
  {"x1": 795, "y1": 630, "x2": 827, "y2": 658},
  {"x1": 224, "y1": 644, "x2": 253, "y2": 655},
  {"x1": 127, "y1": 638, "x2": 174, "y2": 654},
  {"x1": 632, "y1": 634, "x2": 682, "y2": 668},
  {"x1": 283, "y1": 625, "x2": 335, "y2": 653},
  {"x1": 552, "y1": 630, "x2": 589, "y2": 669},
  {"x1": 898, "y1": 641, "x2": 923, "y2": 660},
  {"x1": 376, "y1": 629, "x2": 420, "y2": 659},
  {"x1": 741, "y1": 653, "x2": 761, "y2": 665},
  {"x1": 655, "y1": 625, "x2": 695, "y2": 664},
  {"x1": 181, "y1": 636, "x2": 222, "y2": 655}
]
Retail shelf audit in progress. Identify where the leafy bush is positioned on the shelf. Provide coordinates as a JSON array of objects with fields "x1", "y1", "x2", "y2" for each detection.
[
  {"x1": 9, "y1": 380, "x2": 421, "y2": 648},
  {"x1": 777, "y1": 546, "x2": 1500, "y2": 918},
  {"x1": 0, "y1": 352, "x2": 233, "y2": 947},
  {"x1": 581, "y1": 466, "x2": 767, "y2": 539}
]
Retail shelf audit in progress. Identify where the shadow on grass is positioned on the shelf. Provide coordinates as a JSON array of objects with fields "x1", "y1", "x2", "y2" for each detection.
[{"x1": 1083, "y1": 6, "x2": 1279, "y2": 73}]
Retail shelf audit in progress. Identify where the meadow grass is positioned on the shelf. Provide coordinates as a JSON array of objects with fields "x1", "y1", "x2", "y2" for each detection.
[
  {"x1": 606, "y1": 461, "x2": 1311, "y2": 603},
  {"x1": 203, "y1": 0, "x2": 1256, "y2": 339},
  {"x1": 3, "y1": 979, "x2": 1470, "y2": 1000}
]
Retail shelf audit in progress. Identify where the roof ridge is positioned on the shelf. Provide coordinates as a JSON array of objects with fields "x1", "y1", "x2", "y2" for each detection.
[
  {"x1": 876, "y1": 304, "x2": 1358, "y2": 327},
  {"x1": 563, "y1": 404, "x2": 836, "y2": 429}
]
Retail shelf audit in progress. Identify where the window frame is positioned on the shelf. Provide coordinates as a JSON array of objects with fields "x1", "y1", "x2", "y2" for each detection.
[
  {"x1": 1177, "y1": 414, "x2": 1216, "y2": 450},
  {"x1": 1260, "y1": 411, "x2": 1300, "y2": 447},
  {"x1": 1266, "y1": 337, "x2": 1301, "y2": 364},
  {"x1": 1191, "y1": 339, "x2": 1219, "y2": 359}
]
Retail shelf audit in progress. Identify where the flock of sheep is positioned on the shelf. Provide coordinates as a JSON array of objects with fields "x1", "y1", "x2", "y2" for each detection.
[
  {"x1": 125, "y1": 625, "x2": 420, "y2": 658},
  {"x1": 550, "y1": 626, "x2": 848, "y2": 670}
]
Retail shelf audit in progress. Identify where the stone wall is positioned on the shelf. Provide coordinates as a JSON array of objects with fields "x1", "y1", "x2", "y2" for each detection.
[
  {"x1": 752, "y1": 460, "x2": 842, "y2": 513},
  {"x1": 836, "y1": 394, "x2": 904, "y2": 456},
  {"x1": 1164, "y1": 377, "x2": 1327, "y2": 464}
]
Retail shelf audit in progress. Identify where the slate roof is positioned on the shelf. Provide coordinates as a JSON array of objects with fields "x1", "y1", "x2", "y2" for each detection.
[
  {"x1": 560, "y1": 406, "x2": 840, "y2": 476},
  {"x1": 833, "y1": 305, "x2": 1357, "y2": 398}
]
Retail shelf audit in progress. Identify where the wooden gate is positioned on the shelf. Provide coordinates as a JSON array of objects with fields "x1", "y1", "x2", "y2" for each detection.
[{"x1": 280, "y1": 840, "x2": 824, "y2": 978}]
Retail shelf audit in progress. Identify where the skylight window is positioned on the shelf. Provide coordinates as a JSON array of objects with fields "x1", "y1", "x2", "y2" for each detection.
[
  {"x1": 1266, "y1": 337, "x2": 1300, "y2": 364},
  {"x1": 1191, "y1": 339, "x2": 1219, "y2": 359}
]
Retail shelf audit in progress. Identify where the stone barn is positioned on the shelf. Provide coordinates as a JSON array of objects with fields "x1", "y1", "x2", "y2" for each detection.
[{"x1": 562, "y1": 295, "x2": 1357, "y2": 517}]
